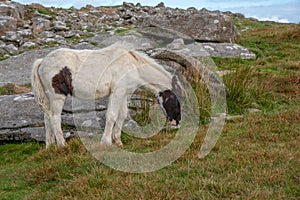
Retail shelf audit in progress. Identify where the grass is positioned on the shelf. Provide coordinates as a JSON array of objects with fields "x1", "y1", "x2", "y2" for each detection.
[
  {"x1": 115, "y1": 28, "x2": 129, "y2": 35},
  {"x1": 212, "y1": 21, "x2": 300, "y2": 115},
  {"x1": 0, "y1": 105, "x2": 299, "y2": 199},
  {"x1": 0, "y1": 16, "x2": 299, "y2": 199},
  {"x1": 0, "y1": 83, "x2": 31, "y2": 95},
  {"x1": 64, "y1": 35, "x2": 81, "y2": 43},
  {"x1": 130, "y1": 89, "x2": 155, "y2": 126},
  {"x1": 90, "y1": 41, "x2": 99, "y2": 46},
  {"x1": 222, "y1": 66, "x2": 277, "y2": 114},
  {"x1": 37, "y1": 9, "x2": 52, "y2": 16},
  {"x1": 114, "y1": 28, "x2": 138, "y2": 36},
  {"x1": 0, "y1": 56, "x2": 7, "y2": 61}
]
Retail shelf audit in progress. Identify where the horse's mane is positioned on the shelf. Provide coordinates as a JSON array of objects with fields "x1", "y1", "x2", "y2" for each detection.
[{"x1": 103, "y1": 43, "x2": 172, "y2": 80}]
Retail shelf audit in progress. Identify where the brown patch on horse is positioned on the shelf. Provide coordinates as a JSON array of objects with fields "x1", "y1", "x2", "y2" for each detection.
[{"x1": 52, "y1": 66, "x2": 74, "y2": 96}]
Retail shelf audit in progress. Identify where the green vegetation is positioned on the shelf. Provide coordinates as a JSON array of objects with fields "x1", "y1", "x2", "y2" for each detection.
[
  {"x1": 65, "y1": 21, "x2": 72, "y2": 28},
  {"x1": 0, "y1": 83, "x2": 31, "y2": 95},
  {"x1": 131, "y1": 90, "x2": 155, "y2": 126},
  {"x1": 37, "y1": 9, "x2": 52, "y2": 17},
  {"x1": 115, "y1": 28, "x2": 138, "y2": 36},
  {"x1": 0, "y1": 18, "x2": 299, "y2": 199},
  {"x1": 213, "y1": 21, "x2": 299, "y2": 115},
  {"x1": 115, "y1": 28, "x2": 129, "y2": 35},
  {"x1": 64, "y1": 35, "x2": 80, "y2": 43},
  {"x1": 90, "y1": 41, "x2": 98, "y2": 46},
  {"x1": 0, "y1": 56, "x2": 7, "y2": 61},
  {"x1": 0, "y1": 83, "x2": 15, "y2": 95}
]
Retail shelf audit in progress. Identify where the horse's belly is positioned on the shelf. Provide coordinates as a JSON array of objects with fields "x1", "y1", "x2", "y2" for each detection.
[{"x1": 73, "y1": 79, "x2": 111, "y2": 100}]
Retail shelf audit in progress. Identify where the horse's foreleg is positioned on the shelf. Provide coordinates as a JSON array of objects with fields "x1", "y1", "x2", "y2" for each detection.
[
  {"x1": 113, "y1": 98, "x2": 128, "y2": 147},
  {"x1": 101, "y1": 91, "x2": 126, "y2": 146}
]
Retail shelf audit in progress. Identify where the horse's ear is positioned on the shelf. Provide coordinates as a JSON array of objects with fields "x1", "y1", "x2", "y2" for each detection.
[{"x1": 172, "y1": 76, "x2": 183, "y2": 98}]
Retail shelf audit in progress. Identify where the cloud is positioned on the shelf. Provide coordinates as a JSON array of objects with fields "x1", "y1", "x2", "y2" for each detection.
[
  {"x1": 228, "y1": 2, "x2": 300, "y2": 23},
  {"x1": 250, "y1": 16, "x2": 291, "y2": 23},
  {"x1": 191, "y1": 0, "x2": 296, "y2": 10}
]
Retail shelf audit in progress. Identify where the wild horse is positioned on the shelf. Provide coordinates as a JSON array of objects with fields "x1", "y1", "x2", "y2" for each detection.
[{"x1": 31, "y1": 44, "x2": 182, "y2": 148}]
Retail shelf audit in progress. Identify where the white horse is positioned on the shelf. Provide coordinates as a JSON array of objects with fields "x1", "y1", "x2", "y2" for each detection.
[{"x1": 31, "y1": 44, "x2": 182, "y2": 148}]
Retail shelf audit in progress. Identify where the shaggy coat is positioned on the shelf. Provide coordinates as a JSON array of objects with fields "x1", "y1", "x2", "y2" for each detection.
[{"x1": 31, "y1": 44, "x2": 182, "y2": 148}]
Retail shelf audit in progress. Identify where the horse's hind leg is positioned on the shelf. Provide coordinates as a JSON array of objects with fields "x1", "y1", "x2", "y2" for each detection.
[
  {"x1": 44, "y1": 114, "x2": 55, "y2": 148},
  {"x1": 48, "y1": 96, "x2": 66, "y2": 147}
]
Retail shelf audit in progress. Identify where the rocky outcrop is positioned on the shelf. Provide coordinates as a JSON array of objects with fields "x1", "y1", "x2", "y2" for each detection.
[
  {"x1": 0, "y1": 47, "x2": 61, "y2": 86},
  {"x1": 0, "y1": 93, "x2": 43, "y2": 129},
  {"x1": 138, "y1": 8, "x2": 238, "y2": 43},
  {"x1": 0, "y1": 93, "x2": 137, "y2": 142},
  {"x1": 87, "y1": 34, "x2": 157, "y2": 50},
  {"x1": 0, "y1": 127, "x2": 45, "y2": 142},
  {"x1": 0, "y1": 93, "x2": 106, "y2": 142},
  {"x1": 200, "y1": 43, "x2": 256, "y2": 59},
  {"x1": 31, "y1": 17, "x2": 51, "y2": 34},
  {"x1": 177, "y1": 42, "x2": 256, "y2": 59},
  {"x1": 0, "y1": 0, "x2": 24, "y2": 20},
  {"x1": 0, "y1": 16, "x2": 17, "y2": 35},
  {"x1": 0, "y1": 0, "x2": 24, "y2": 35},
  {"x1": 0, "y1": 1, "x2": 247, "y2": 58}
]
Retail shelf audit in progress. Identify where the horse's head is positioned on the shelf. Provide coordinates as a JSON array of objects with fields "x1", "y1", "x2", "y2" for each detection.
[{"x1": 158, "y1": 89, "x2": 181, "y2": 129}]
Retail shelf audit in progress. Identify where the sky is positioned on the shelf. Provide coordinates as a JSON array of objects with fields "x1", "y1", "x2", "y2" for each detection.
[{"x1": 13, "y1": 0, "x2": 300, "y2": 23}]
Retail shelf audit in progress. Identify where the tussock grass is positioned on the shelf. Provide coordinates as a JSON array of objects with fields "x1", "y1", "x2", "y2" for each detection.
[{"x1": 223, "y1": 66, "x2": 277, "y2": 114}]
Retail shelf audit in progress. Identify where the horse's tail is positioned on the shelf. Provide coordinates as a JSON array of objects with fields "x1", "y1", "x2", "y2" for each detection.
[{"x1": 31, "y1": 59, "x2": 50, "y2": 113}]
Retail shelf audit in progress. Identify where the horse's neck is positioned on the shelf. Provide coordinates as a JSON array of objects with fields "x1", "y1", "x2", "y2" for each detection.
[{"x1": 138, "y1": 64, "x2": 172, "y2": 94}]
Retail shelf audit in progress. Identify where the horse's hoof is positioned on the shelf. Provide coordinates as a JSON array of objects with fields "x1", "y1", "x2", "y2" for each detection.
[
  {"x1": 100, "y1": 138, "x2": 112, "y2": 146},
  {"x1": 100, "y1": 142, "x2": 112, "y2": 146},
  {"x1": 115, "y1": 140, "x2": 123, "y2": 147},
  {"x1": 57, "y1": 141, "x2": 67, "y2": 147}
]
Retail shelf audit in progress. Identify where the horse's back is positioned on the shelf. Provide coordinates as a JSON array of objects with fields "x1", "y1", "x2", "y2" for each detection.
[
  {"x1": 39, "y1": 45, "x2": 132, "y2": 70},
  {"x1": 35, "y1": 44, "x2": 162, "y2": 99}
]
